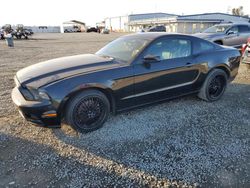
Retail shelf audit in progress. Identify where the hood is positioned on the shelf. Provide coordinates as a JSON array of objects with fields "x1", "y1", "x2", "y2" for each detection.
[
  {"x1": 16, "y1": 54, "x2": 119, "y2": 88},
  {"x1": 193, "y1": 32, "x2": 224, "y2": 40}
]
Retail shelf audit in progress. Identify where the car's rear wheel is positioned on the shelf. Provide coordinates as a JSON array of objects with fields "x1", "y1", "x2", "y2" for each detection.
[
  {"x1": 65, "y1": 90, "x2": 110, "y2": 133},
  {"x1": 198, "y1": 69, "x2": 228, "y2": 102}
]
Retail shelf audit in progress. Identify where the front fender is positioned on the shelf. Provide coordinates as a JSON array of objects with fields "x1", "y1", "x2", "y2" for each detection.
[
  {"x1": 42, "y1": 74, "x2": 115, "y2": 115},
  {"x1": 58, "y1": 83, "x2": 116, "y2": 118}
]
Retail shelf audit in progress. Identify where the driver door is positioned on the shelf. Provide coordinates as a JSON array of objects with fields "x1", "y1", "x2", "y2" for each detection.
[
  {"x1": 132, "y1": 37, "x2": 200, "y2": 105},
  {"x1": 224, "y1": 26, "x2": 241, "y2": 46}
]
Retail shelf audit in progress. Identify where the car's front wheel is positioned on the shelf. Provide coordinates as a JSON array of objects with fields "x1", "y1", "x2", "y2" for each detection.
[
  {"x1": 198, "y1": 69, "x2": 228, "y2": 102},
  {"x1": 214, "y1": 40, "x2": 223, "y2": 45},
  {"x1": 65, "y1": 90, "x2": 110, "y2": 133}
]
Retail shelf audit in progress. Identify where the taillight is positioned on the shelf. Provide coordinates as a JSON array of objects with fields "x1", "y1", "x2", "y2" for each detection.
[{"x1": 242, "y1": 44, "x2": 247, "y2": 55}]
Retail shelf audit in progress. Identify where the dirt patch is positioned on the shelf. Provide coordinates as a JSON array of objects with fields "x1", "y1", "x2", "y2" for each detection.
[{"x1": 0, "y1": 33, "x2": 249, "y2": 187}]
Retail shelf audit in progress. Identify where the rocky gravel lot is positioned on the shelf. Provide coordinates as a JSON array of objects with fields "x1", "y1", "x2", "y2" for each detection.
[{"x1": 0, "y1": 33, "x2": 250, "y2": 187}]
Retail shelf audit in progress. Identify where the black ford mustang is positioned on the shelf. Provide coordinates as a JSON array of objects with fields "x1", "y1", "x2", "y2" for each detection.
[{"x1": 12, "y1": 33, "x2": 241, "y2": 133}]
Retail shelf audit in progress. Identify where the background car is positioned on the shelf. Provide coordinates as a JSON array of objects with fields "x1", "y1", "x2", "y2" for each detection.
[
  {"x1": 24, "y1": 28, "x2": 34, "y2": 35},
  {"x1": 12, "y1": 24, "x2": 29, "y2": 39},
  {"x1": 12, "y1": 33, "x2": 241, "y2": 133},
  {"x1": 145, "y1": 25, "x2": 166, "y2": 32},
  {"x1": 87, "y1": 27, "x2": 98, "y2": 33},
  {"x1": 64, "y1": 29, "x2": 72, "y2": 33},
  {"x1": 194, "y1": 23, "x2": 250, "y2": 48},
  {"x1": 101, "y1": 28, "x2": 110, "y2": 34}
]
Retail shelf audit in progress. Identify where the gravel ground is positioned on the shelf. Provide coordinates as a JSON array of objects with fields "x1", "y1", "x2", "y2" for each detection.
[{"x1": 0, "y1": 33, "x2": 250, "y2": 187}]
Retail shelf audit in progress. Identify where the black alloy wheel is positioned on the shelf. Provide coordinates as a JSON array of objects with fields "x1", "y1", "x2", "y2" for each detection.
[
  {"x1": 73, "y1": 97, "x2": 104, "y2": 127},
  {"x1": 208, "y1": 75, "x2": 226, "y2": 100},
  {"x1": 198, "y1": 69, "x2": 228, "y2": 102},
  {"x1": 66, "y1": 90, "x2": 110, "y2": 133}
]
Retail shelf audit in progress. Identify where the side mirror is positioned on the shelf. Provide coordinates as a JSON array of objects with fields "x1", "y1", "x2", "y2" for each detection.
[
  {"x1": 143, "y1": 54, "x2": 160, "y2": 62},
  {"x1": 227, "y1": 30, "x2": 235, "y2": 35},
  {"x1": 143, "y1": 55, "x2": 160, "y2": 68}
]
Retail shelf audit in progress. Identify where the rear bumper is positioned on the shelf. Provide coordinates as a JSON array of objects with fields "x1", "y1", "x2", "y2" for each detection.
[{"x1": 11, "y1": 87, "x2": 61, "y2": 127}]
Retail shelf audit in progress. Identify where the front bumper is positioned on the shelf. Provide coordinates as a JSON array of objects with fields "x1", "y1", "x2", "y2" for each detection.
[{"x1": 11, "y1": 87, "x2": 61, "y2": 127}]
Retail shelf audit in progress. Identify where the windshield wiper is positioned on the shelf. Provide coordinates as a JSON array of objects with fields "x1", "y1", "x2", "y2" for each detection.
[
  {"x1": 98, "y1": 54, "x2": 115, "y2": 60},
  {"x1": 97, "y1": 54, "x2": 127, "y2": 63}
]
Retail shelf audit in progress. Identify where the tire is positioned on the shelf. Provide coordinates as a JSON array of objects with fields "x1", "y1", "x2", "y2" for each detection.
[
  {"x1": 198, "y1": 69, "x2": 228, "y2": 102},
  {"x1": 65, "y1": 90, "x2": 110, "y2": 133}
]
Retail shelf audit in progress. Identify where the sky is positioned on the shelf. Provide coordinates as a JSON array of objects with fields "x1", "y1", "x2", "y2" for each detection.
[{"x1": 1, "y1": 0, "x2": 249, "y2": 26}]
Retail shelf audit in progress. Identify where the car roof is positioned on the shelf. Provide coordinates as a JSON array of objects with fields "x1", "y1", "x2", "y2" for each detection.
[
  {"x1": 122, "y1": 32, "x2": 196, "y2": 40},
  {"x1": 233, "y1": 23, "x2": 250, "y2": 26},
  {"x1": 215, "y1": 23, "x2": 250, "y2": 26},
  {"x1": 214, "y1": 23, "x2": 233, "y2": 26},
  {"x1": 120, "y1": 32, "x2": 222, "y2": 49}
]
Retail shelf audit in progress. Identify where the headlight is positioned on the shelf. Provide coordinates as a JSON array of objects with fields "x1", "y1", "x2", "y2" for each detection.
[
  {"x1": 20, "y1": 87, "x2": 50, "y2": 101},
  {"x1": 20, "y1": 87, "x2": 35, "y2": 101},
  {"x1": 29, "y1": 88, "x2": 41, "y2": 100},
  {"x1": 38, "y1": 90, "x2": 50, "y2": 100}
]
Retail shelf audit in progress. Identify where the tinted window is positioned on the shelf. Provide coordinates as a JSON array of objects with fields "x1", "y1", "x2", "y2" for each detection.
[
  {"x1": 238, "y1": 25, "x2": 250, "y2": 33},
  {"x1": 228, "y1": 26, "x2": 238, "y2": 33},
  {"x1": 145, "y1": 38, "x2": 191, "y2": 60},
  {"x1": 157, "y1": 26, "x2": 165, "y2": 30},
  {"x1": 203, "y1": 25, "x2": 231, "y2": 33},
  {"x1": 194, "y1": 40, "x2": 215, "y2": 54},
  {"x1": 96, "y1": 37, "x2": 150, "y2": 62},
  {"x1": 149, "y1": 26, "x2": 165, "y2": 31}
]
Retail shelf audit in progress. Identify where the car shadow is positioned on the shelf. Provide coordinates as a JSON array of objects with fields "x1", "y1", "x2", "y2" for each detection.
[
  {"x1": 52, "y1": 82, "x2": 250, "y2": 187},
  {"x1": 0, "y1": 132, "x2": 142, "y2": 187}
]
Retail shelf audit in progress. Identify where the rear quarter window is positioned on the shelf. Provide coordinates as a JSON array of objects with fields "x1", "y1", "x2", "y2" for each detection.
[{"x1": 194, "y1": 40, "x2": 215, "y2": 54}]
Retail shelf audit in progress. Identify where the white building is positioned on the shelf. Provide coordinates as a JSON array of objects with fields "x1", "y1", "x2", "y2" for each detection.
[
  {"x1": 104, "y1": 12, "x2": 250, "y2": 33},
  {"x1": 104, "y1": 16, "x2": 129, "y2": 32}
]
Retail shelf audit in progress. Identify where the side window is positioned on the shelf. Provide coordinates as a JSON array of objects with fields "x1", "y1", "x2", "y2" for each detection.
[
  {"x1": 228, "y1": 26, "x2": 239, "y2": 34},
  {"x1": 194, "y1": 40, "x2": 215, "y2": 54},
  {"x1": 145, "y1": 38, "x2": 191, "y2": 60},
  {"x1": 238, "y1": 25, "x2": 250, "y2": 33}
]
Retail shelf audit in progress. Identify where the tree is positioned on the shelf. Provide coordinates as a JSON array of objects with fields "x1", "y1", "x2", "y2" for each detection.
[{"x1": 232, "y1": 6, "x2": 249, "y2": 18}]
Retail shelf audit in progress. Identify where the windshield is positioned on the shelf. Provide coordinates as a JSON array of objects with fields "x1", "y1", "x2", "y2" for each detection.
[
  {"x1": 96, "y1": 37, "x2": 150, "y2": 62},
  {"x1": 203, "y1": 25, "x2": 231, "y2": 33}
]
